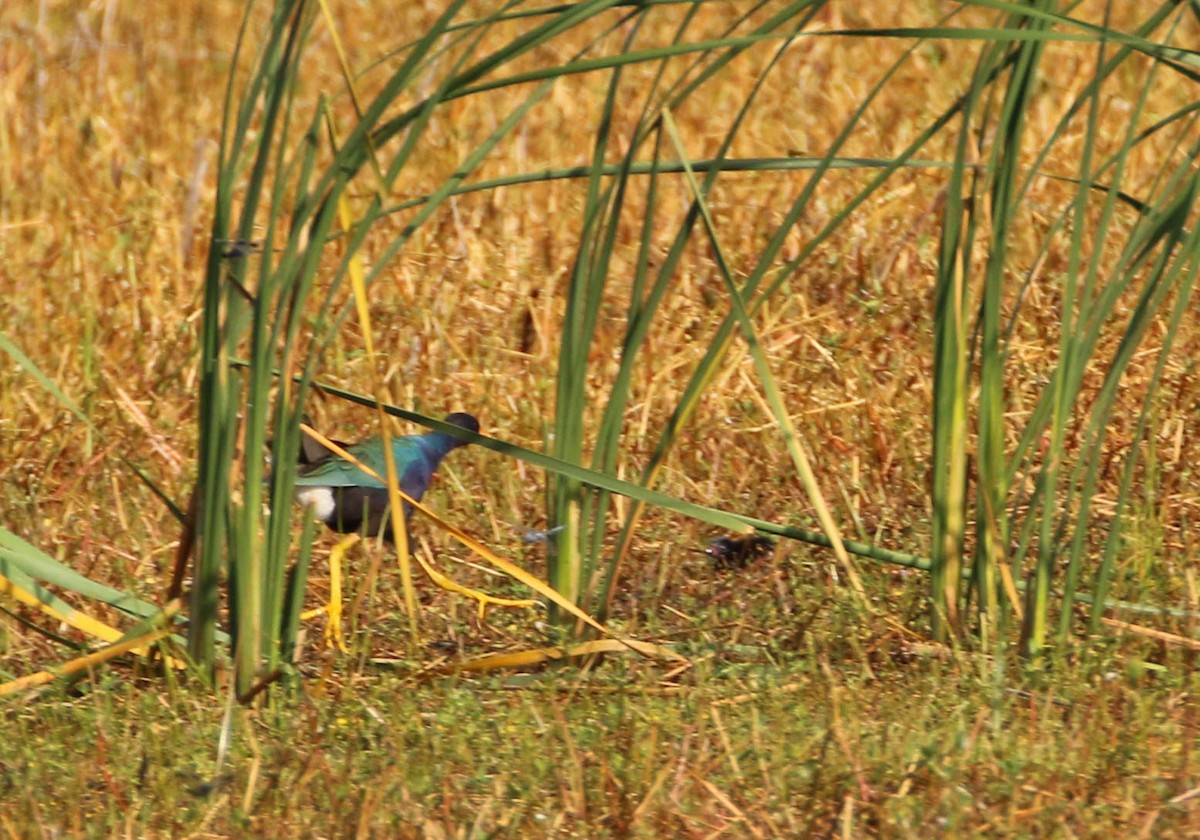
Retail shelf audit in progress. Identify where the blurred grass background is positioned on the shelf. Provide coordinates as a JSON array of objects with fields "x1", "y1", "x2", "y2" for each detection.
[{"x1": 3, "y1": 1, "x2": 1200, "y2": 834}]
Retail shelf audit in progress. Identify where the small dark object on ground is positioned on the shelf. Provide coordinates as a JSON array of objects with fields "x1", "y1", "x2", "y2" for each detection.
[{"x1": 704, "y1": 534, "x2": 775, "y2": 569}]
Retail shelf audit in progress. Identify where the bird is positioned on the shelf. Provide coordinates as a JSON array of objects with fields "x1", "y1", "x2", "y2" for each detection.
[
  {"x1": 702, "y1": 534, "x2": 775, "y2": 570},
  {"x1": 292, "y1": 411, "x2": 480, "y2": 543},
  {"x1": 289, "y1": 412, "x2": 480, "y2": 648}
]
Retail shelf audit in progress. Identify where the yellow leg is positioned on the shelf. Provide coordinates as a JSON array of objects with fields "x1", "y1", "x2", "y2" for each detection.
[
  {"x1": 325, "y1": 533, "x2": 361, "y2": 651},
  {"x1": 299, "y1": 534, "x2": 360, "y2": 652}
]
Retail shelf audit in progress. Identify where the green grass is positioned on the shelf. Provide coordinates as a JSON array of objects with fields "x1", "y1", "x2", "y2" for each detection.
[{"x1": 5, "y1": 575, "x2": 1197, "y2": 836}]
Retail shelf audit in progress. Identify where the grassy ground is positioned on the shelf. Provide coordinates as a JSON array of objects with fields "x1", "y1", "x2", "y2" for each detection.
[
  {"x1": 3, "y1": 1, "x2": 1200, "y2": 835},
  {"x1": 6, "y1": 605, "x2": 1199, "y2": 837}
]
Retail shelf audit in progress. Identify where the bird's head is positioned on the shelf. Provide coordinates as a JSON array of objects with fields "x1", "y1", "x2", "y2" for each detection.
[{"x1": 442, "y1": 412, "x2": 481, "y2": 445}]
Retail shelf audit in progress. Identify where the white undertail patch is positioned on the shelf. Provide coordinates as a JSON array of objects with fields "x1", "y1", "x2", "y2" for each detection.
[{"x1": 295, "y1": 486, "x2": 336, "y2": 524}]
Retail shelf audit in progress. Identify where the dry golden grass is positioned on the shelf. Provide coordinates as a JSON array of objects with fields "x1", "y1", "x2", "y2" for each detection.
[{"x1": 3, "y1": 1, "x2": 1200, "y2": 835}]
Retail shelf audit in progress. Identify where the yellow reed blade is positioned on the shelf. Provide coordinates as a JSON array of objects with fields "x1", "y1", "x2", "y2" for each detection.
[{"x1": 436, "y1": 638, "x2": 687, "y2": 674}]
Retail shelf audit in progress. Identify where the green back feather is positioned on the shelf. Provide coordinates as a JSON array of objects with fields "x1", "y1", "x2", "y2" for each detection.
[{"x1": 293, "y1": 436, "x2": 431, "y2": 488}]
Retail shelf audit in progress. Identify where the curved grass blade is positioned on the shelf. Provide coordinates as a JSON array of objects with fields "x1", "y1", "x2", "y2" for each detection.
[
  {"x1": 0, "y1": 569, "x2": 126, "y2": 646},
  {"x1": 434, "y1": 638, "x2": 687, "y2": 675},
  {"x1": 0, "y1": 527, "x2": 169, "y2": 627},
  {"x1": 0, "y1": 601, "x2": 179, "y2": 698},
  {"x1": 300, "y1": 383, "x2": 931, "y2": 569}
]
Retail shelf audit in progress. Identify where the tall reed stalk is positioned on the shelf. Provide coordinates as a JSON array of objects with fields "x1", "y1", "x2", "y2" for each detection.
[{"x1": 927, "y1": 3, "x2": 1200, "y2": 652}]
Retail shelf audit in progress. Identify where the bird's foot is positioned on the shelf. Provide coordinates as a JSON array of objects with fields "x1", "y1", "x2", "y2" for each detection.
[{"x1": 415, "y1": 557, "x2": 538, "y2": 619}]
